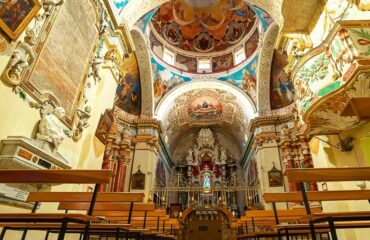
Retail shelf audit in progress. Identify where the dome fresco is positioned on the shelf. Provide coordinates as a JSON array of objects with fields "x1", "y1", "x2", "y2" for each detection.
[{"x1": 151, "y1": 0, "x2": 257, "y2": 53}]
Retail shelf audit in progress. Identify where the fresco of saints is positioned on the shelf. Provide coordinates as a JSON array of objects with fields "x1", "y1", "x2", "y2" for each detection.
[
  {"x1": 154, "y1": 76, "x2": 168, "y2": 97},
  {"x1": 115, "y1": 74, "x2": 141, "y2": 115},
  {"x1": 278, "y1": 76, "x2": 294, "y2": 104},
  {"x1": 242, "y1": 69, "x2": 257, "y2": 99}
]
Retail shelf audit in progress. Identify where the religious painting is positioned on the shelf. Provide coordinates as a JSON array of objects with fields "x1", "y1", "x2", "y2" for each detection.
[
  {"x1": 212, "y1": 53, "x2": 233, "y2": 72},
  {"x1": 170, "y1": 204, "x2": 182, "y2": 218},
  {"x1": 245, "y1": 28, "x2": 259, "y2": 58},
  {"x1": 0, "y1": 0, "x2": 41, "y2": 40},
  {"x1": 95, "y1": 110, "x2": 114, "y2": 144},
  {"x1": 218, "y1": 55, "x2": 258, "y2": 102},
  {"x1": 150, "y1": 0, "x2": 257, "y2": 53},
  {"x1": 188, "y1": 96, "x2": 222, "y2": 120},
  {"x1": 151, "y1": 57, "x2": 190, "y2": 105},
  {"x1": 150, "y1": 31, "x2": 163, "y2": 57},
  {"x1": 270, "y1": 51, "x2": 295, "y2": 110},
  {"x1": 268, "y1": 165, "x2": 283, "y2": 187},
  {"x1": 131, "y1": 166, "x2": 145, "y2": 190},
  {"x1": 115, "y1": 54, "x2": 141, "y2": 115},
  {"x1": 175, "y1": 54, "x2": 197, "y2": 73}
]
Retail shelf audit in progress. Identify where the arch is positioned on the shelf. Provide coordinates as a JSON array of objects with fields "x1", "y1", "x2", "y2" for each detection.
[
  {"x1": 155, "y1": 80, "x2": 257, "y2": 121},
  {"x1": 122, "y1": 0, "x2": 284, "y2": 30},
  {"x1": 256, "y1": 23, "x2": 279, "y2": 113},
  {"x1": 130, "y1": 27, "x2": 154, "y2": 117}
]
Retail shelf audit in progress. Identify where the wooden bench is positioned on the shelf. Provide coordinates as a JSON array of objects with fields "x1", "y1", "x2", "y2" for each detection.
[
  {"x1": 0, "y1": 169, "x2": 112, "y2": 240},
  {"x1": 237, "y1": 209, "x2": 322, "y2": 239},
  {"x1": 271, "y1": 167, "x2": 370, "y2": 240},
  {"x1": 2, "y1": 191, "x2": 149, "y2": 240},
  {"x1": 58, "y1": 200, "x2": 177, "y2": 239}
]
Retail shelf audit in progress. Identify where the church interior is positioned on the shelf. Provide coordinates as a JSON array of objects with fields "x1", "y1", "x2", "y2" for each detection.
[{"x1": 0, "y1": 0, "x2": 370, "y2": 239}]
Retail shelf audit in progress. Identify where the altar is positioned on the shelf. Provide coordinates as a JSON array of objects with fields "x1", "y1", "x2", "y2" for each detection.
[{"x1": 154, "y1": 128, "x2": 262, "y2": 213}]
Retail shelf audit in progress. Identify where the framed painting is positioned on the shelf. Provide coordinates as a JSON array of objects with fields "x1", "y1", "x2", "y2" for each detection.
[
  {"x1": 131, "y1": 167, "x2": 145, "y2": 190},
  {"x1": 95, "y1": 110, "x2": 114, "y2": 144},
  {"x1": 0, "y1": 0, "x2": 41, "y2": 40},
  {"x1": 268, "y1": 165, "x2": 283, "y2": 187},
  {"x1": 170, "y1": 204, "x2": 182, "y2": 218}
]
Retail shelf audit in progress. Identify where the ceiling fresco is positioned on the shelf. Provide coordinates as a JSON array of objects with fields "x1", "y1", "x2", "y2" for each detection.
[
  {"x1": 152, "y1": 57, "x2": 191, "y2": 105},
  {"x1": 150, "y1": 0, "x2": 257, "y2": 53},
  {"x1": 164, "y1": 88, "x2": 247, "y2": 147},
  {"x1": 150, "y1": 25, "x2": 259, "y2": 74},
  {"x1": 151, "y1": 54, "x2": 259, "y2": 107},
  {"x1": 217, "y1": 54, "x2": 258, "y2": 101}
]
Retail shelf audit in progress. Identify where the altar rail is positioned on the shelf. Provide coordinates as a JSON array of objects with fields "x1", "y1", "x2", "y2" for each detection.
[{"x1": 153, "y1": 185, "x2": 262, "y2": 209}]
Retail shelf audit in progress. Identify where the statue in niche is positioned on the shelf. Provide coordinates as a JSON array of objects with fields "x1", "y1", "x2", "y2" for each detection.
[
  {"x1": 37, "y1": 103, "x2": 69, "y2": 150},
  {"x1": 186, "y1": 148, "x2": 194, "y2": 164},
  {"x1": 193, "y1": 147, "x2": 199, "y2": 165},
  {"x1": 214, "y1": 144, "x2": 219, "y2": 164},
  {"x1": 220, "y1": 146, "x2": 227, "y2": 164},
  {"x1": 280, "y1": 124, "x2": 290, "y2": 140},
  {"x1": 203, "y1": 175, "x2": 211, "y2": 192}
]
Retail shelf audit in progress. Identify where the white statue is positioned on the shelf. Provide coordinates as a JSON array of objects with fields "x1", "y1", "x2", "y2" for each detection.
[
  {"x1": 186, "y1": 148, "x2": 194, "y2": 164},
  {"x1": 193, "y1": 147, "x2": 199, "y2": 165},
  {"x1": 214, "y1": 144, "x2": 219, "y2": 164},
  {"x1": 37, "y1": 106, "x2": 68, "y2": 150},
  {"x1": 88, "y1": 52, "x2": 104, "y2": 83},
  {"x1": 72, "y1": 106, "x2": 91, "y2": 140},
  {"x1": 220, "y1": 146, "x2": 227, "y2": 164}
]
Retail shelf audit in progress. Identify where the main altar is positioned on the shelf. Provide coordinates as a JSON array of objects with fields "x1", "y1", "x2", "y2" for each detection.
[{"x1": 153, "y1": 128, "x2": 261, "y2": 213}]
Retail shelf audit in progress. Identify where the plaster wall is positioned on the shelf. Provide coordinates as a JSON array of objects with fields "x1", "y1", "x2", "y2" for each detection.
[
  {"x1": 309, "y1": 121, "x2": 370, "y2": 240},
  {"x1": 130, "y1": 142, "x2": 159, "y2": 202},
  {"x1": 255, "y1": 143, "x2": 287, "y2": 210}
]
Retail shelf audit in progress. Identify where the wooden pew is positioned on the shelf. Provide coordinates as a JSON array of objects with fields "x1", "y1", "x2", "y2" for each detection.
[
  {"x1": 282, "y1": 167, "x2": 370, "y2": 240},
  {"x1": 2, "y1": 192, "x2": 147, "y2": 240},
  {"x1": 0, "y1": 170, "x2": 112, "y2": 240},
  {"x1": 58, "y1": 200, "x2": 175, "y2": 239},
  {"x1": 237, "y1": 209, "x2": 321, "y2": 239}
]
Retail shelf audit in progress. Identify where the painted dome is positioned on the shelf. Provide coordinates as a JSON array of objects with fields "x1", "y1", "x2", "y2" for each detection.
[{"x1": 150, "y1": 0, "x2": 257, "y2": 54}]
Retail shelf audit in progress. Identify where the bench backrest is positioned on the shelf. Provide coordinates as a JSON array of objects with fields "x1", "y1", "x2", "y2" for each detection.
[
  {"x1": 27, "y1": 192, "x2": 144, "y2": 203},
  {"x1": 285, "y1": 168, "x2": 370, "y2": 183},
  {"x1": 93, "y1": 210, "x2": 166, "y2": 217},
  {"x1": 0, "y1": 170, "x2": 112, "y2": 184},
  {"x1": 244, "y1": 209, "x2": 311, "y2": 218},
  {"x1": 58, "y1": 202, "x2": 152, "y2": 211},
  {"x1": 263, "y1": 190, "x2": 370, "y2": 203}
]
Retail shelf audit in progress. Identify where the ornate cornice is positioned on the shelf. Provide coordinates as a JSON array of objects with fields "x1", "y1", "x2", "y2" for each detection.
[{"x1": 248, "y1": 113, "x2": 295, "y2": 134}]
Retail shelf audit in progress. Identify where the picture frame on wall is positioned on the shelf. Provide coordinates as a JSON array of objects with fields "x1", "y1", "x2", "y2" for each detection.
[
  {"x1": 95, "y1": 110, "x2": 114, "y2": 144},
  {"x1": 0, "y1": 0, "x2": 42, "y2": 40},
  {"x1": 131, "y1": 166, "x2": 145, "y2": 190},
  {"x1": 170, "y1": 204, "x2": 182, "y2": 218},
  {"x1": 268, "y1": 164, "x2": 283, "y2": 187}
]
